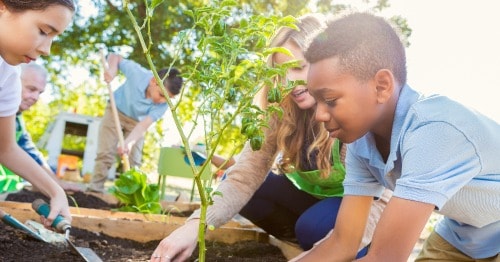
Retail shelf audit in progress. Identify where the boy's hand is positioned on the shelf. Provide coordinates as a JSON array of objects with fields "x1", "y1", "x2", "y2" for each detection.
[
  {"x1": 117, "y1": 145, "x2": 130, "y2": 156},
  {"x1": 103, "y1": 69, "x2": 117, "y2": 83},
  {"x1": 102, "y1": 53, "x2": 121, "y2": 83}
]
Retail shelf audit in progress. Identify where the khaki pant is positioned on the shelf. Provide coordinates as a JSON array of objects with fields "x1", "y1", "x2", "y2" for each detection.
[
  {"x1": 415, "y1": 231, "x2": 499, "y2": 262},
  {"x1": 89, "y1": 104, "x2": 144, "y2": 192}
]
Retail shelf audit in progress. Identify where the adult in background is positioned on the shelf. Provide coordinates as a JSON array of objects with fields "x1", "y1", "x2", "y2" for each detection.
[{"x1": 0, "y1": 63, "x2": 82, "y2": 193}]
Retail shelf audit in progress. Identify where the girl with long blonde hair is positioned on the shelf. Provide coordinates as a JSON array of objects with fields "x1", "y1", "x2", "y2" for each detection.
[{"x1": 151, "y1": 14, "x2": 388, "y2": 261}]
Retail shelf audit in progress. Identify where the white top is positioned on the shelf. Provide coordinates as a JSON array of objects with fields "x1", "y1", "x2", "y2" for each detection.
[{"x1": 0, "y1": 57, "x2": 21, "y2": 117}]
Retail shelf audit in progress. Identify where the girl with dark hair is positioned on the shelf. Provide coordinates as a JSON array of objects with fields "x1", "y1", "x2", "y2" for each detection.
[{"x1": 0, "y1": 0, "x2": 76, "y2": 227}]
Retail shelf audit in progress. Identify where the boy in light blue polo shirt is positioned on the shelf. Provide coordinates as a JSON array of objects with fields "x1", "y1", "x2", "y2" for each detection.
[
  {"x1": 293, "y1": 13, "x2": 499, "y2": 261},
  {"x1": 89, "y1": 53, "x2": 183, "y2": 192}
]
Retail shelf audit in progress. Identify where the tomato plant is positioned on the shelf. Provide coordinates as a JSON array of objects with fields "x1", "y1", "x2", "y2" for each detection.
[{"x1": 121, "y1": 0, "x2": 296, "y2": 260}]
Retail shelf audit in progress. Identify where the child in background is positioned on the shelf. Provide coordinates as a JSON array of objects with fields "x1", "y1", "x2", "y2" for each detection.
[
  {"x1": 294, "y1": 12, "x2": 500, "y2": 262},
  {"x1": 0, "y1": 0, "x2": 76, "y2": 227},
  {"x1": 88, "y1": 53, "x2": 183, "y2": 192}
]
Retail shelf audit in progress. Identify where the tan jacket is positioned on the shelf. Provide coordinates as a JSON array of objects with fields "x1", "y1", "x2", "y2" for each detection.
[{"x1": 189, "y1": 123, "x2": 391, "y2": 249}]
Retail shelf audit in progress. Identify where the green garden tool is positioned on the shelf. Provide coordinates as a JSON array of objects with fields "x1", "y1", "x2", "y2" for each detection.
[{"x1": 0, "y1": 208, "x2": 46, "y2": 242}]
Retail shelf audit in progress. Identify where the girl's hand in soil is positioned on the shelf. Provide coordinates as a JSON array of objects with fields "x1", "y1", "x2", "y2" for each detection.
[{"x1": 151, "y1": 219, "x2": 199, "y2": 261}]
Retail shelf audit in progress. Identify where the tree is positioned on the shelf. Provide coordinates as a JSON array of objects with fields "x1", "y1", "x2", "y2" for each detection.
[
  {"x1": 27, "y1": 0, "x2": 411, "y2": 179},
  {"x1": 112, "y1": 0, "x2": 412, "y2": 261},
  {"x1": 21, "y1": 1, "x2": 411, "y2": 261}
]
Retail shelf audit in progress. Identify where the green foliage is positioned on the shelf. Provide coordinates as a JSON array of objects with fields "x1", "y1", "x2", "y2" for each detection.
[
  {"x1": 24, "y1": 0, "x2": 409, "y2": 177},
  {"x1": 121, "y1": 0, "x2": 304, "y2": 260},
  {"x1": 17, "y1": 0, "x2": 409, "y2": 261},
  {"x1": 109, "y1": 168, "x2": 162, "y2": 214},
  {"x1": 22, "y1": 2, "x2": 409, "y2": 259},
  {"x1": 182, "y1": 7, "x2": 297, "y2": 155}
]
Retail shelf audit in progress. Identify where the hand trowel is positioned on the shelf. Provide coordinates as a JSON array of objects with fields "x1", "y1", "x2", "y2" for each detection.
[
  {"x1": 0, "y1": 208, "x2": 47, "y2": 242},
  {"x1": 32, "y1": 199, "x2": 103, "y2": 262}
]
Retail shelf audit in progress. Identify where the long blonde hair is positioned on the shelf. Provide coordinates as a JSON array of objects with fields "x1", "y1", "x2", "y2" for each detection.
[{"x1": 258, "y1": 14, "x2": 333, "y2": 178}]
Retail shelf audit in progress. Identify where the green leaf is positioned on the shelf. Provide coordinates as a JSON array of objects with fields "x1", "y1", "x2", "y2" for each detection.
[
  {"x1": 183, "y1": 9, "x2": 194, "y2": 18},
  {"x1": 150, "y1": 0, "x2": 165, "y2": 9},
  {"x1": 220, "y1": 0, "x2": 238, "y2": 8},
  {"x1": 110, "y1": 168, "x2": 161, "y2": 214},
  {"x1": 263, "y1": 46, "x2": 293, "y2": 57},
  {"x1": 212, "y1": 191, "x2": 223, "y2": 198},
  {"x1": 233, "y1": 60, "x2": 254, "y2": 81}
]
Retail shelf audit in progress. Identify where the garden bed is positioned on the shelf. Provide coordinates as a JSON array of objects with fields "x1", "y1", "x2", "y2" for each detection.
[
  {"x1": 0, "y1": 189, "x2": 290, "y2": 261},
  {"x1": 0, "y1": 221, "x2": 285, "y2": 261}
]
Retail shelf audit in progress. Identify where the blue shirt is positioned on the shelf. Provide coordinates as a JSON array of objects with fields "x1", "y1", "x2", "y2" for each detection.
[
  {"x1": 113, "y1": 59, "x2": 168, "y2": 122},
  {"x1": 16, "y1": 114, "x2": 45, "y2": 167},
  {"x1": 344, "y1": 85, "x2": 500, "y2": 258}
]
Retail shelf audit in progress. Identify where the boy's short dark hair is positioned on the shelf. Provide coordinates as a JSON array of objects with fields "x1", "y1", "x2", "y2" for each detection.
[
  {"x1": 158, "y1": 68, "x2": 183, "y2": 95},
  {"x1": 305, "y1": 12, "x2": 407, "y2": 86}
]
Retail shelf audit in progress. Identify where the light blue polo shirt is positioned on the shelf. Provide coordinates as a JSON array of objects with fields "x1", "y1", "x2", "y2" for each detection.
[
  {"x1": 113, "y1": 59, "x2": 167, "y2": 122},
  {"x1": 344, "y1": 85, "x2": 500, "y2": 259}
]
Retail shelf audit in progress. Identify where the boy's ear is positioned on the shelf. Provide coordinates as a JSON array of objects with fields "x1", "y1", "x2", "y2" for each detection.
[
  {"x1": 149, "y1": 78, "x2": 157, "y2": 87},
  {"x1": 374, "y1": 69, "x2": 394, "y2": 104}
]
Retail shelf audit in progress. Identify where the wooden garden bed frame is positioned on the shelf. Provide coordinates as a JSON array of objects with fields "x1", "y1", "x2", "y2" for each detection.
[{"x1": 0, "y1": 198, "x2": 302, "y2": 259}]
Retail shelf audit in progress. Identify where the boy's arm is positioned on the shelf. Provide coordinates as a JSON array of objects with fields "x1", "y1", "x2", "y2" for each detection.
[
  {"x1": 292, "y1": 195, "x2": 373, "y2": 262},
  {"x1": 357, "y1": 197, "x2": 435, "y2": 261},
  {"x1": 118, "y1": 116, "x2": 154, "y2": 155}
]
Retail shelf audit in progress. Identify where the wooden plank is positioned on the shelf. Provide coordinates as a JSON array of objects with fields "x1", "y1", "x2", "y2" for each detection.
[
  {"x1": 269, "y1": 235, "x2": 303, "y2": 260},
  {"x1": 80, "y1": 193, "x2": 250, "y2": 228},
  {"x1": 85, "y1": 192, "x2": 204, "y2": 214},
  {"x1": 0, "y1": 201, "x2": 267, "y2": 244}
]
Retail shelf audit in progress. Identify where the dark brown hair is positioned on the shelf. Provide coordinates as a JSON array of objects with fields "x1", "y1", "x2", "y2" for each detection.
[
  {"x1": 1, "y1": 0, "x2": 76, "y2": 13},
  {"x1": 158, "y1": 68, "x2": 183, "y2": 96}
]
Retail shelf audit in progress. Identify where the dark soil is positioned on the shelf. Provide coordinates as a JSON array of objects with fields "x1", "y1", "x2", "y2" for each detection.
[
  {"x1": 1, "y1": 189, "x2": 286, "y2": 261},
  {"x1": 0, "y1": 222, "x2": 285, "y2": 261},
  {"x1": 5, "y1": 189, "x2": 117, "y2": 210}
]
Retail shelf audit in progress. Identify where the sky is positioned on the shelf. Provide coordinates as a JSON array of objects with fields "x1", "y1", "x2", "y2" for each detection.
[{"x1": 379, "y1": 0, "x2": 500, "y2": 121}]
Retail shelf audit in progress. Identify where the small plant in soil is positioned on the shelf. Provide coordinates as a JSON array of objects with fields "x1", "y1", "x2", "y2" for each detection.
[{"x1": 109, "y1": 168, "x2": 162, "y2": 214}]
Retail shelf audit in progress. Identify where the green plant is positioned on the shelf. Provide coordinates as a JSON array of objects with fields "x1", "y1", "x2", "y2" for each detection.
[
  {"x1": 109, "y1": 168, "x2": 162, "y2": 214},
  {"x1": 121, "y1": 0, "x2": 297, "y2": 261}
]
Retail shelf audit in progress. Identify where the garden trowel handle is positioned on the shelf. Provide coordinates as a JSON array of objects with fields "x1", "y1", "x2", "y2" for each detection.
[
  {"x1": 32, "y1": 199, "x2": 71, "y2": 233},
  {"x1": 99, "y1": 48, "x2": 130, "y2": 172},
  {"x1": 0, "y1": 208, "x2": 47, "y2": 242}
]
